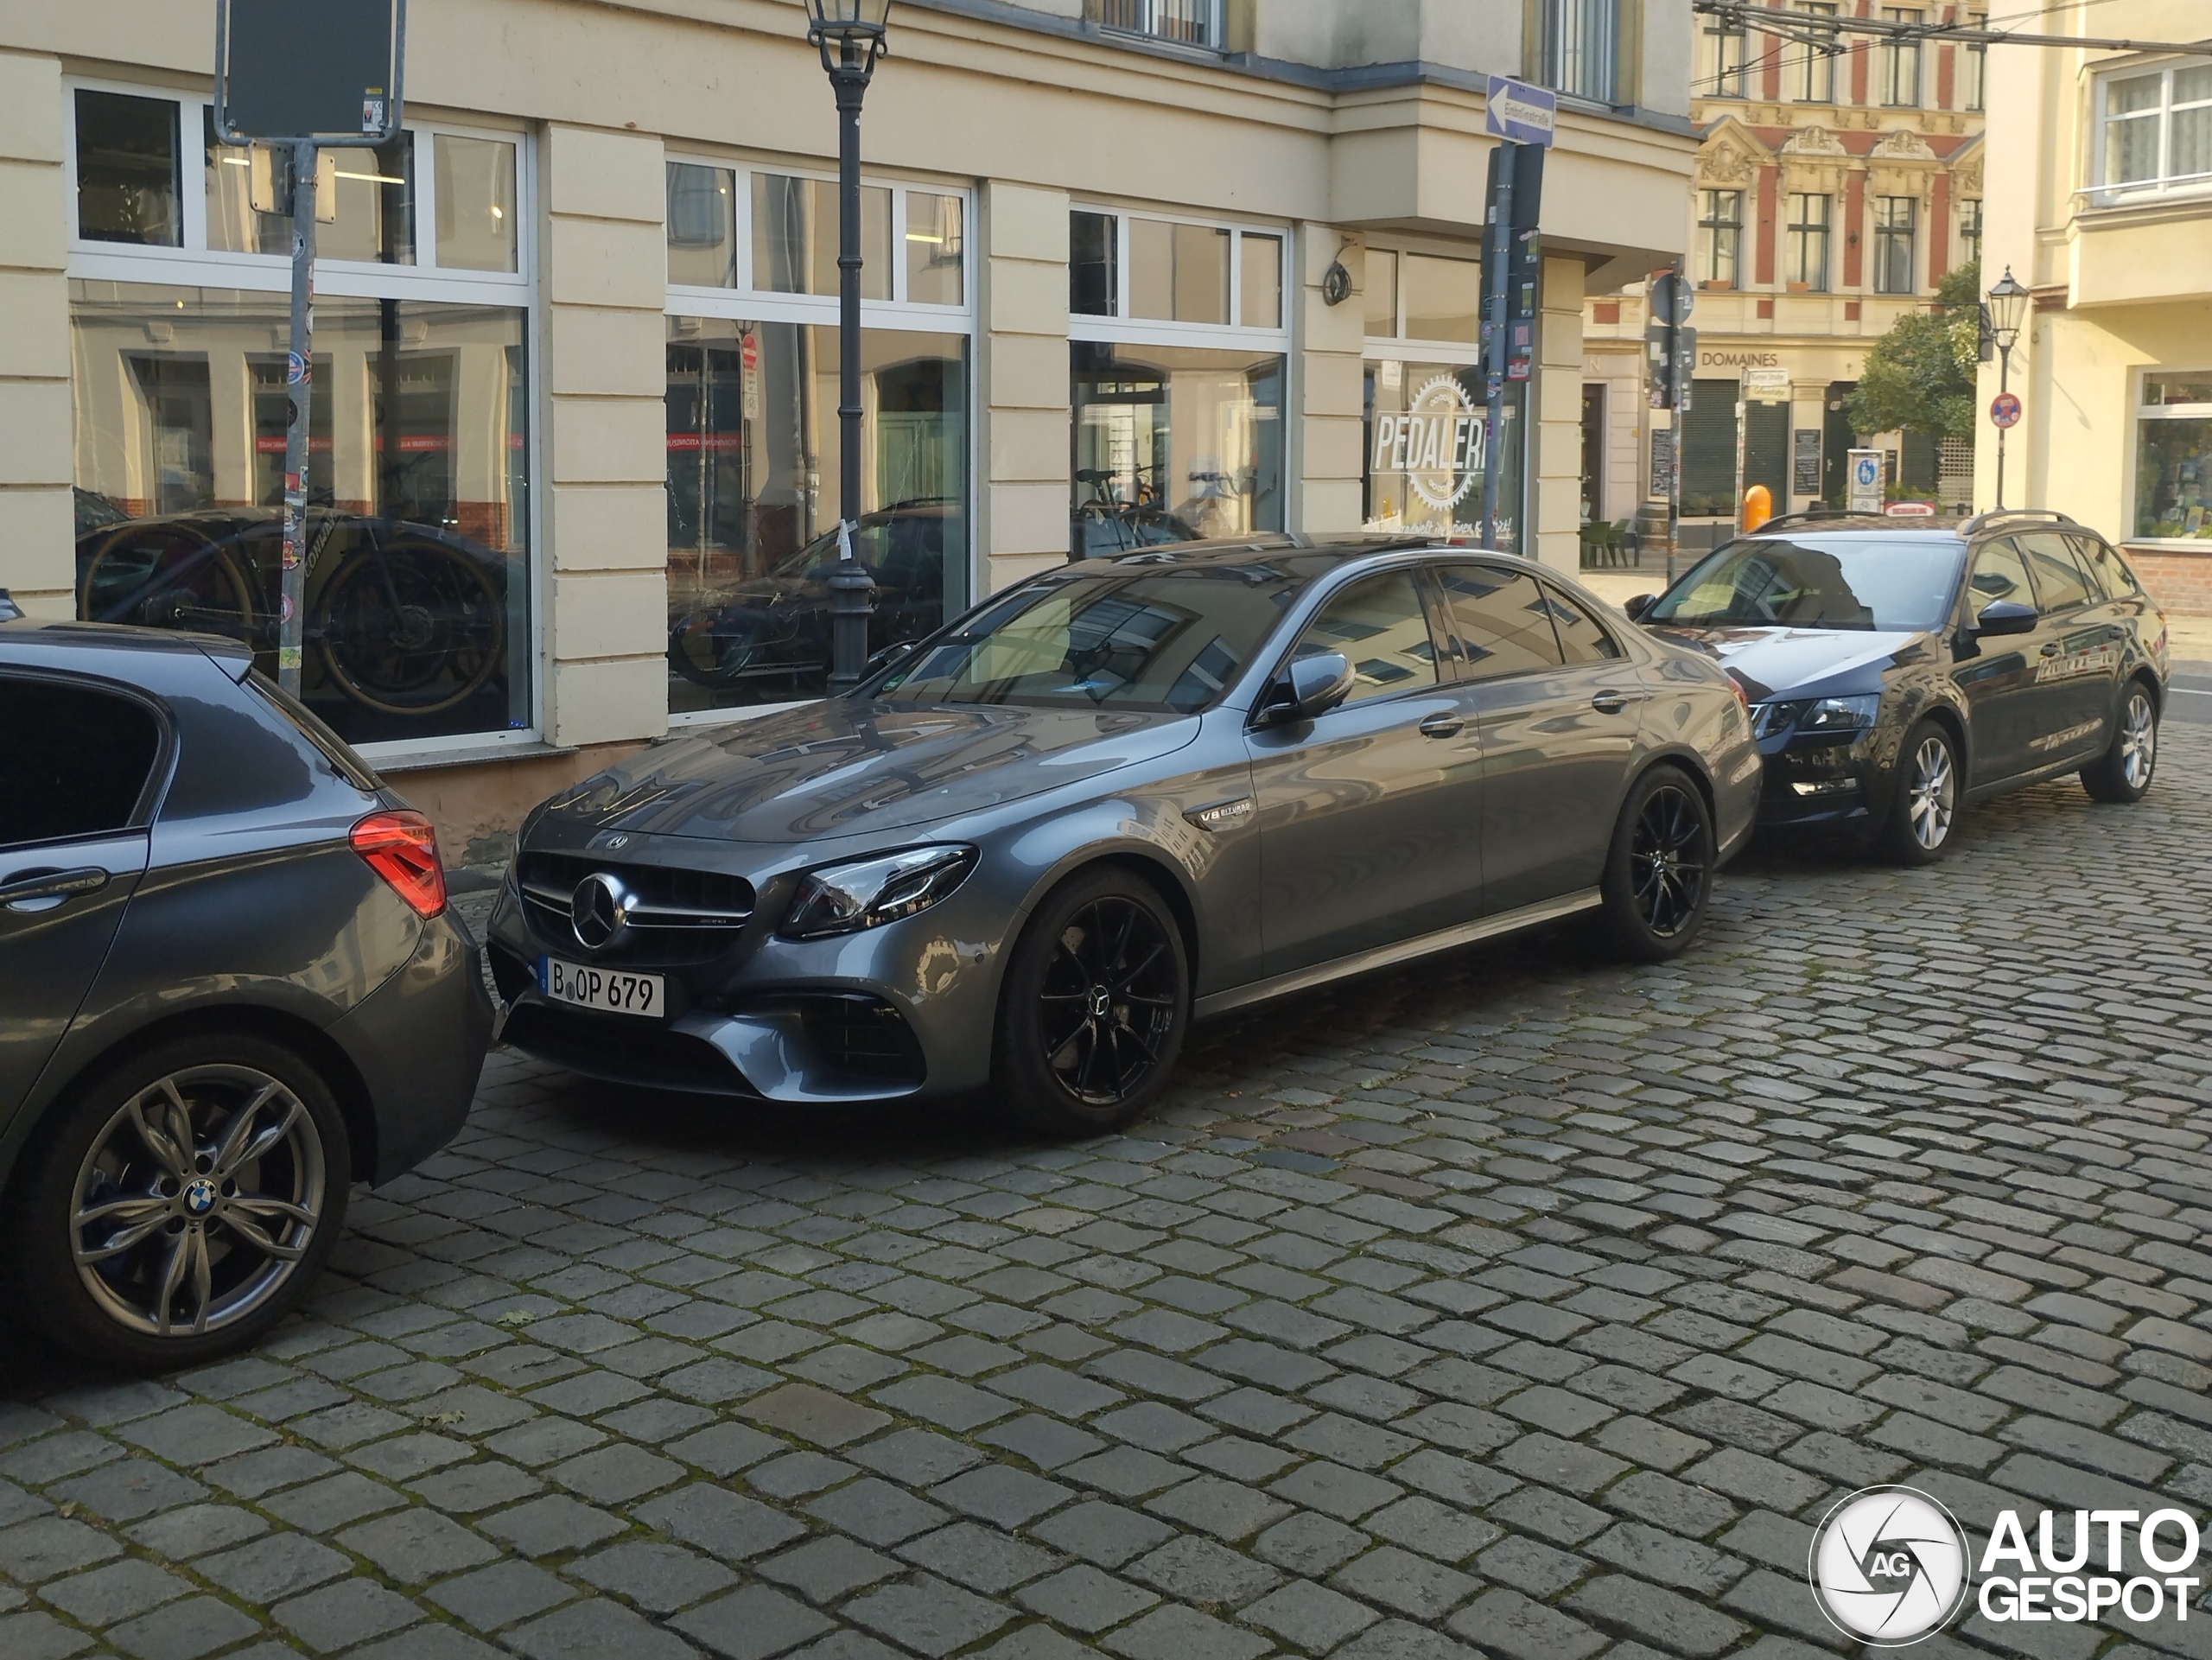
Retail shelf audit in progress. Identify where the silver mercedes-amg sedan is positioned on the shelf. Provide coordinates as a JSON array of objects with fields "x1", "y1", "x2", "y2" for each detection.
[{"x1": 487, "y1": 537, "x2": 1759, "y2": 1135}]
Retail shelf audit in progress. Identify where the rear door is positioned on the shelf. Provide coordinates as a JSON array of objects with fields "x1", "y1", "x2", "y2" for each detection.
[
  {"x1": 2015, "y1": 531, "x2": 2124, "y2": 765},
  {"x1": 1435, "y1": 565, "x2": 1644, "y2": 917},
  {"x1": 0, "y1": 671, "x2": 163, "y2": 1116},
  {"x1": 1245, "y1": 567, "x2": 1482, "y2": 976}
]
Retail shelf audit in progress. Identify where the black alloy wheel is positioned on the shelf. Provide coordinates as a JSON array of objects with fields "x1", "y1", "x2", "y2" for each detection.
[
  {"x1": 2082, "y1": 681, "x2": 2158, "y2": 804},
  {"x1": 994, "y1": 868, "x2": 1190, "y2": 1136},
  {"x1": 1601, "y1": 764, "x2": 1715, "y2": 962},
  {"x1": 5, "y1": 1033, "x2": 351, "y2": 1371}
]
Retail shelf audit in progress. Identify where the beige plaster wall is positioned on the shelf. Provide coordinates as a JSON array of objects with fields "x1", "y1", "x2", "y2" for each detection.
[
  {"x1": 0, "y1": 51, "x2": 72, "y2": 617},
  {"x1": 979, "y1": 181, "x2": 1072, "y2": 595}
]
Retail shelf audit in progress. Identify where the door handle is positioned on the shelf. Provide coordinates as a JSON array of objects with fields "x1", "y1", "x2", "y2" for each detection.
[
  {"x1": 1, "y1": 867, "x2": 110, "y2": 913},
  {"x1": 1419, "y1": 715, "x2": 1465, "y2": 739},
  {"x1": 1591, "y1": 690, "x2": 1632, "y2": 715},
  {"x1": 2040, "y1": 641, "x2": 2063, "y2": 658}
]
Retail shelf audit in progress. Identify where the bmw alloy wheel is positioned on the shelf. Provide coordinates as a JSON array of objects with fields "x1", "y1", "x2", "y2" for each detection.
[
  {"x1": 70, "y1": 1065, "x2": 327, "y2": 1339},
  {"x1": 1907, "y1": 733, "x2": 1955, "y2": 851},
  {"x1": 1630, "y1": 782, "x2": 1708, "y2": 938}
]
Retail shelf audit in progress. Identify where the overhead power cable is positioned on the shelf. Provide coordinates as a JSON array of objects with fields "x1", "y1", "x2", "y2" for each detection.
[{"x1": 1692, "y1": 0, "x2": 2209, "y2": 55}]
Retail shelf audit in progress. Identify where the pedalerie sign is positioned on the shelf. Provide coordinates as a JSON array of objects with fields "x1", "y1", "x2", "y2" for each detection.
[{"x1": 1370, "y1": 374, "x2": 1484, "y2": 518}]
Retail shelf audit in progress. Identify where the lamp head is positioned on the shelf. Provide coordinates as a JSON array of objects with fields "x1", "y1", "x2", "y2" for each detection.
[
  {"x1": 806, "y1": 0, "x2": 892, "y2": 41},
  {"x1": 1986, "y1": 265, "x2": 2030, "y2": 351}
]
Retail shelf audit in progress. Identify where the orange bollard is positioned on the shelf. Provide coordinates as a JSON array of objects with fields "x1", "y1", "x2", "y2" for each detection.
[{"x1": 1742, "y1": 484, "x2": 1773, "y2": 532}]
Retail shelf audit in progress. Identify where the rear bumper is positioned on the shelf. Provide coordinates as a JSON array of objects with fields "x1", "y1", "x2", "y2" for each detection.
[{"x1": 328, "y1": 908, "x2": 494, "y2": 1183}]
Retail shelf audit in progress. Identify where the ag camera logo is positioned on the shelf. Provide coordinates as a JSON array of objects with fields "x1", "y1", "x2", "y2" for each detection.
[{"x1": 1808, "y1": 1486, "x2": 1970, "y2": 1645}]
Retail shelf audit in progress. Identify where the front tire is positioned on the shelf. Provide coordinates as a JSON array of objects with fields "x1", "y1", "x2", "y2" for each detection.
[
  {"x1": 992, "y1": 868, "x2": 1191, "y2": 1137},
  {"x1": 1880, "y1": 719, "x2": 1960, "y2": 865},
  {"x1": 1599, "y1": 765, "x2": 1715, "y2": 962},
  {"x1": 6, "y1": 1034, "x2": 350, "y2": 1372},
  {"x1": 2082, "y1": 681, "x2": 2158, "y2": 804}
]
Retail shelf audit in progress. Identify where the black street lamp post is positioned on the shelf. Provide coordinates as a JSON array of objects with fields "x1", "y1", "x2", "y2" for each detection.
[
  {"x1": 1985, "y1": 265, "x2": 2030, "y2": 509},
  {"x1": 807, "y1": 0, "x2": 891, "y2": 693}
]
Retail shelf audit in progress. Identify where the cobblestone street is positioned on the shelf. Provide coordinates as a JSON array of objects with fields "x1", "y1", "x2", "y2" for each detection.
[{"x1": 5, "y1": 726, "x2": 2212, "y2": 1660}]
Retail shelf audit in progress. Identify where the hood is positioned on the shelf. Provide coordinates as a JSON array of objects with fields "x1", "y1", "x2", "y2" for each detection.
[
  {"x1": 1649, "y1": 624, "x2": 1929, "y2": 701},
  {"x1": 541, "y1": 699, "x2": 1198, "y2": 843}
]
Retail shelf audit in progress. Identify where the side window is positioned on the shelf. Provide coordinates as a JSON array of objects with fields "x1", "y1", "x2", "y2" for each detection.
[
  {"x1": 1541, "y1": 583, "x2": 1626, "y2": 664},
  {"x1": 1294, "y1": 570, "x2": 1441, "y2": 704},
  {"x1": 2069, "y1": 534, "x2": 2140, "y2": 599},
  {"x1": 0, "y1": 677, "x2": 162, "y2": 850},
  {"x1": 1434, "y1": 565, "x2": 1561, "y2": 680},
  {"x1": 2017, "y1": 531, "x2": 2093, "y2": 614},
  {"x1": 1966, "y1": 538, "x2": 2036, "y2": 614}
]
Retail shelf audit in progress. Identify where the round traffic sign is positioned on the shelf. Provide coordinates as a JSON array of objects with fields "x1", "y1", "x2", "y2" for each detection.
[
  {"x1": 1990, "y1": 391, "x2": 2022, "y2": 429},
  {"x1": 741, "y1": 333, "x2": 760, "y2": 373}
]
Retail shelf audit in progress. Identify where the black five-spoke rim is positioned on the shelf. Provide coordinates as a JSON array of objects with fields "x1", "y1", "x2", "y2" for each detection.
[
  {"x1": 1631, "y1": 785, "x2": 1708, "y2": 938},
  {"x1": 1039, "y1": 899, "x2": 1179, "y2": 1105},
  {"x1": 71, "y1": 1065, "x2": 325, "y2": 1339}
]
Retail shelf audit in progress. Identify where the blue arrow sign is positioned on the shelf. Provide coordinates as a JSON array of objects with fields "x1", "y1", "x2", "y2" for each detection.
[{"x1": 1485, "y1": 77, "x2": 1557, "y2": 148}]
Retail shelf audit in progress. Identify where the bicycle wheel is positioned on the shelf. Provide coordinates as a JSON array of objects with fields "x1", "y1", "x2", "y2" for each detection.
[
  {"x1": 315, "y1": 538, "x2": 505, "y2": 717},
  {"x1": 79, "y1": 525, "x2": 258, "y2": 644}
]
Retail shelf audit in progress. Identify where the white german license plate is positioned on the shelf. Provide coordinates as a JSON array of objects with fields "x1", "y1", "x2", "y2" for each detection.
[{"x1": 539, "y1": 957, "x2": 664, "y2": 1019}]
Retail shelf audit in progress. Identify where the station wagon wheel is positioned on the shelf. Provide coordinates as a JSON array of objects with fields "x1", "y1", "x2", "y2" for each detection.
[
  {"x1": 2081, "y1": 681, "x2": 2158, "y2": 805},
  {"x1": 994, "y1": 868, "x2": 1191, "y2": 1137},
  {"x1": 6, "y1": 1034, "x2": 351, "y2": 1371},
  {"x1": 1880, "y1": 719, "x2": 1959, "y2": 865},
  {"x1": 1601, "y1": 764, "x2": 1715, "y2": 962}
]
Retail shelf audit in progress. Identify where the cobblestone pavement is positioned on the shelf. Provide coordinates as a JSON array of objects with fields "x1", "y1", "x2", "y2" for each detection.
[{"x1": 6, "y1": 727, "x2": 2212, "y2": 1660}]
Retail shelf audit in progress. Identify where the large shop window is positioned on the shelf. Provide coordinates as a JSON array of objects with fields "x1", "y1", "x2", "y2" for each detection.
[
  {"x1": 664, "y1": 161, "x2": 972, "y2": 716},
  {"x1": 1066, "y1": 208, "x2": 1287, "y2": 559},
  {"x1": 664, "y1": 321, "x2": 969, "y2": 714},
  {"x1": 67, "y1": 86, "x2": 534, "y2": 753},
  {"x1": 2134, "y1": 372, "x2": 2212, "y2": 543},
  {"x1": 1361, "y1": 245, "x2": 1524, "y2": 550}
]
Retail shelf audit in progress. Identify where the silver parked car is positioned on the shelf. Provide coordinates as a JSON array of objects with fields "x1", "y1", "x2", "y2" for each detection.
[{"x1": 487, "y1": 537, "x2": 1759, "y2": 1135}]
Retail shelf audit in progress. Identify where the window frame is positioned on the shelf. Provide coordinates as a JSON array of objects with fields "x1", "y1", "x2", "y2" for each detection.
[
  {"x1": 2127, "y1": 366, "x2": 2212, "y2": 547},
  {"x1": 61, "y1": 78, "x2": 542, "y2": 767},
  {"x1": 1880, "y1": 9, "x2": 1924, "y2": 108},
  {"x1": 1268, "y1": 563, "x2": 1449, "y2": 713},
  {"x1": 1957, "y1": 197, "x2": 1983, "y2": 266},
  {"x1": 2089, "y1": 59, "x2": 2212, "y2": 207},
  {"x1": 1430, "y1": 562, "x2": 1568, "y2": 684},
  {"x1": 1784, "y1": 192, "x2": 1831, "y2": 290},
  {"x1": 1797, "y1": 4, "x2": 1839, "y2": 103},
  {"x1": 1361, "y1": 239, "x2": 1484, "y2": 360},
  {"x1": 1092, "y1": 0, "x2": 1226, "y2": 50},
  {"x1": 1962, "y1": 15, "x2": 1987, "y2": 111},
  {"x1": 1702, "y1": 17, "x2": 1749, "y2": 99},
  {"x1": 1066, "y1": 203, "x2": 1290, "y2": 350},
  {"x1": 0, "y1": 667, "x2": 175, "y2": 849},
  {"x1": 1697, "y1": 189, "x2": 1745, "y2": 288},
  {"x1": 1872, "y1": 195, "x2": 1918, "y2": 295},
  {"x1": 1539, "y1": 0, "x2": 1623, "y2": 107}
]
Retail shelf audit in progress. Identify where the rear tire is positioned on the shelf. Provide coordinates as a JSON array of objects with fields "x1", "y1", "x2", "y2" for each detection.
[
  {"x1": 1599, "y1": 765, "x2": 1715, "y2": 963},
  {"x1": 6, "y1": 1033, "x2": 350, "y2": 1372},
  {"x1": 2081, "y1": 681, "x2": 2158, "y2": 804},
  {"x1": 991, "y1": 868, "x2": 1190, "y2": 1138},
  {"x1": 1879, "y1": 719, "x2": 1960, "y2": 865}
]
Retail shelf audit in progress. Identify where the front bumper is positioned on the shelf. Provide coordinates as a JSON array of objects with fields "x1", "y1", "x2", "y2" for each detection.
[
  {"x1": 484, "y1": 863, "x2": 1004, "y2": 1104},
  {"x1": 327, "y1": 907, "x2": 495, "y2": 1183},
  {"x1": 1751, "y1": 722, "x2": 1894, "y2": 832}
]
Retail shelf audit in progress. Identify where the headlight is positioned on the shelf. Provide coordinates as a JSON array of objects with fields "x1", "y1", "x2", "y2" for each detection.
[
  {"x1": 779, "y1": 845, "x2": 977, "y2": 940},
  {"x1": 1798, "y1": 694, "x2": 1883, "y2": 732}
]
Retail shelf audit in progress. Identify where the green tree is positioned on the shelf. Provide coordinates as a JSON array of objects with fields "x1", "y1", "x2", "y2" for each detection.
[{"x1": 1846, "y1": 259, "x2": 1983, "y2": 445}]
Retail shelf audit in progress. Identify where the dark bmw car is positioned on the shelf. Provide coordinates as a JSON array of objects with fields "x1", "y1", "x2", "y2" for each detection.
[
  {"x1": 491, "y1": 537, "x2": 1760, "y2": 1135},
  {"x1": 1, "y1": 620, "x2": 492, "y2": 1369},
  {"x1": 1629, "y1": 509, "x2": 2169, "y2": 862}
]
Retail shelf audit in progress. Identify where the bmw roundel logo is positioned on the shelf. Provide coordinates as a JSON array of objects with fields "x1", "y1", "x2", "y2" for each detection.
[
  {"x1": 182, "y1": 1178, "x2": 218, "y2": 1218},
  {"x1": 570, "y1": 872, "x2": 632, "y2": 951},
  {"x1": 1808, "y1": 1485, "x2": 1970, "y2": 1646}
]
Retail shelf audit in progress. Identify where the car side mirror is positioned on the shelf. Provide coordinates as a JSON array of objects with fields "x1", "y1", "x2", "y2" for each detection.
[
  {"x1": 1974, "y1": 599, "x2": 2037, "y2": 637},
  {"x1": 1624, "y1": 594, "x2": 1658, "y2": 622},
  {"x1": 1258, "y1": 652, "x2": 1355, "y2": 726}
]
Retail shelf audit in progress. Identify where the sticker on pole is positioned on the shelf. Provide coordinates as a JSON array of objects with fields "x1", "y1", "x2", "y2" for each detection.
[
  {"x1": 1484, "y1": 77, "x2": 1557, "y2": 147},
  {"x1": 1990, "y1": 391, "x2": 2022, "y2": 429},
  {"x1": 286, "y1": 351, "x2": 308, "y2": 384}
]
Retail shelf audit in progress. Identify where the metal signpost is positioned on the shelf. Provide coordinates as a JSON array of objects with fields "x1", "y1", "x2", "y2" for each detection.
[
  {"x1": 215, "y1": 0, "x2": 405, "y2": 695},
  {"x1": 1479, "y1": 78, "x2": 1553, "y2": 550},
  {"x1": 1645, "y1": 271, "x2": 1694, "y2": 584},
  {"x1": 1847, "y1": 448, "x2": 1885, "y2": 514}
]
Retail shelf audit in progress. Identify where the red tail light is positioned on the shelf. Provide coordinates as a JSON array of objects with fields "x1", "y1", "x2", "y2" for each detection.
[
  {"x1": 1728, "y1": 674, "x2": 1750, "y2": 709},
  {"x1": 351, "y1": 811, "x2": 448, "y2": 919}
]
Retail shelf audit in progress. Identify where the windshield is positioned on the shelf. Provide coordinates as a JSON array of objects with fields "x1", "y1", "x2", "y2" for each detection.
[
  {"x1": 1649, "y1": 537, "x2": 1965, "y2": 632},
  {"x1": 873, "y1": 563, "x2": 1310, "y2": 713},
  {"x1": 768, "y1": 504, "x2": 957, "y2": 579}
]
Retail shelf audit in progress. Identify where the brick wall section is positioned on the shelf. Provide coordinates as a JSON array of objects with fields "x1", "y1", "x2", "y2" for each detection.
[
  {"x1": 0, "y1": 51, "x2": 73, "y2": 617},
  {"x1": 2128, "y1": 550, "x2": 2212, "y2": 617}
]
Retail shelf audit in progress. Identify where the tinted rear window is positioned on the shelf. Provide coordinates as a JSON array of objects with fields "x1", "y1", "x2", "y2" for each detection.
[{"x1": 0, "y1": 676, "x2": 162, "y2": 849}]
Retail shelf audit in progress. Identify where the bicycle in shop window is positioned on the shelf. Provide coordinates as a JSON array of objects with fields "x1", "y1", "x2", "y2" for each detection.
[
  {"x1": 664, "y1": 500, "x2": 960, "y2": 696},
  {"x1": 74, "y1": 475, "x2": 509, "y2": 723},
  {"x1": 1071, "y1": 465, "x2": 1201, "y2": 561}
]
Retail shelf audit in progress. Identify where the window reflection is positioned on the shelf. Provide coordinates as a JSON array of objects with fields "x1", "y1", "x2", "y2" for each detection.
[
  {"x1": 906, "y1": 192, "x2": 963, "y2": 306},
  {"x1": 1129, "y1": 219, "x2": 1229, "y2": 325},
  {"x1": 1364, "y1": 250, "x2": 1398, "y2": 335},
  {"x1": 1240, "y1": 233, "x2": 1282, "y2": 329},
  {"x1": 667, "y1": 163, "x2": 738, "y2": 287},
  {"x1": 1403, "y1": 253, "x2": 1478, "y2": 342},
  {"x1": 1071, "y1": 211, "x2": 1117, "y2": 316},
  {"x1": 435, "y1": 135, "x2": 516, "y2": 273},
  {"x1": 753, "y1": 174, "x2": 890, "y2": 299},
  {"x1": 664, "y1": 317, "x2": 968, "y2": 712},
  {"x1": 77, "y1": 90, "x2": 181, "y2": 247}
]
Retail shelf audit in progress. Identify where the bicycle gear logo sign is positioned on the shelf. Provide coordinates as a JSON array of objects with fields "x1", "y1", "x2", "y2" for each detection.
[
  {"x1": 1808, "y1": 1486, "x2": 1970, "y2": 1645},
  {"x1": 1371, "y1": 374, "x2": 1484, "y2": 513}
]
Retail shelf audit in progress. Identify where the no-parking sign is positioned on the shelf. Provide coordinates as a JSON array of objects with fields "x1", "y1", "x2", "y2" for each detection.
[{"x1": 1991, "y1": 391, "x2": 2022, "y2": 429}]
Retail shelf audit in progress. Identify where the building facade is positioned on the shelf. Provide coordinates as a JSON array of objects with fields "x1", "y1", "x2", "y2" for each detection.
[
  {"x1": 1582, "y1": 2, "x2": 1984, "y2": 535},
  {"x1": 0, "y1": 0, "x2": 1698, "y2": 857},
  {"x1": 1979, "y1": 1, "x2": 2212, "y2": 614}
]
